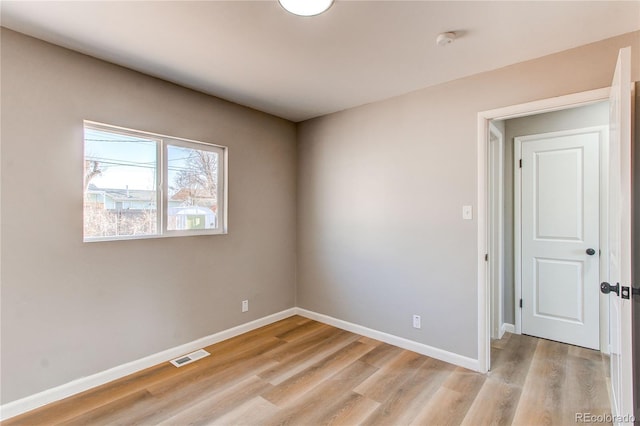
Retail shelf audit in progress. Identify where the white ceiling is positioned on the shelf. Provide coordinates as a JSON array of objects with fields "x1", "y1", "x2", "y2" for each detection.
[{"x1": 2, "y1": 1, "x2": 639, "y2": 122}]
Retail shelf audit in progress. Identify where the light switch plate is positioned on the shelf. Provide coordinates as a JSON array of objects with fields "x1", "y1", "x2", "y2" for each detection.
[{"x1": 463, "y1": 205, "x2": 473, "y2": 220}]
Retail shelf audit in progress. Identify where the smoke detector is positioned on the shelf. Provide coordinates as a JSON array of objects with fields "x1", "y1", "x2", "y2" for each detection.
[{"x1": 436, "y1": 32, "x2": 456, "y2": 47}]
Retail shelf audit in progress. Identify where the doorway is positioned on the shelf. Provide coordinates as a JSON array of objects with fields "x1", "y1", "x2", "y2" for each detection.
[
  {"x1": 476, "y1": 87, "x2": 611, "y2": 372},
  {"x1": 479, "y1": 49, "x2": 635, "y2": 421},
  {"x1": 496, "y1": 103, "x2": 610, "y2": 352}
]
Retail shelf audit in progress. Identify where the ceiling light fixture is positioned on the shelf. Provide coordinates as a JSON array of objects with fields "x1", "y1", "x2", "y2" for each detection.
[{"x1": 278, "y1": 0, "x2": 334, "y2": 16}]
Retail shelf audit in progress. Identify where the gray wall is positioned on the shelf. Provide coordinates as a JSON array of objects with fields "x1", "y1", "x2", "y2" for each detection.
[
  {"x1": 0, "y1": 29, "x2": 297, "y2": 404},
  {"x1": 501, "y1": 102, "x2": 610, "y2": 325},
  {"x1": 297, "y1": 31, "x2": 640, "y2": 359}
]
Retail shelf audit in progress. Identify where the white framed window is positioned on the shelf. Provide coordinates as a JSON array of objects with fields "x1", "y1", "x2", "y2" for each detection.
[{"x1": 83, "y1": 121, "x2": 227, "y2": 242}]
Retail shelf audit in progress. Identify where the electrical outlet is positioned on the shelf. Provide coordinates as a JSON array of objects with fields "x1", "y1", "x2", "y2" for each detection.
[
  {"x1": 242, "y1": 300, "x2": 249, "y2": 313},
  {"x1": 412, "y1": 314, "x2": 421, "y2": 329}
]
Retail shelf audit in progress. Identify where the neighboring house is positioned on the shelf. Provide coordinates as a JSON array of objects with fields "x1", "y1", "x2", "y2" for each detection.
[
  {"x1": 170, "y1": 187, "x2": 217, "y2": 212},
  {"x1": 85, "y1": 184, "x2": 217, "y2": 230},
  {"x1": 85, "y1": 184, "x2": 157, "y2": 211}
]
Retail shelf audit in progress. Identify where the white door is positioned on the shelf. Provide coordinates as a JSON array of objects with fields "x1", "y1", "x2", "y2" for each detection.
[
  {"x1": 518, "y1": 127, "x2": 602, "y2": 349},
  {"x1": 605, "y1": 46, "x2": 634, "y2": 425}
]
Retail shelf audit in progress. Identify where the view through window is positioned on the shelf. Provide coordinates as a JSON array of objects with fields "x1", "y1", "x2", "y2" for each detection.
[{"x1": 83, "y1": 122, "x2": 226, "y2": 241}]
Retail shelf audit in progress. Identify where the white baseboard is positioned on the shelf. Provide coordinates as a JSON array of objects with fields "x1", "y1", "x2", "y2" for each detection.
[
  {"x1": 0, "y1": 308, "x2": 296, "y2": 422},
  {"x1": 2, "y1": 306, "x2": 484, "y2": 421},
  {"x1": 500, "y1": 323, "x2": 515, "y2": 337},
  {"x1": 294, "y1": 308, "x2": 480, "y2": 372}
]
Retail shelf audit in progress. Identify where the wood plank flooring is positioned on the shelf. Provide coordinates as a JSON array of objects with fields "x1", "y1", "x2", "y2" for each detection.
[{"x1": 2, "y1": 316, "x2": 611, "y2": 425}]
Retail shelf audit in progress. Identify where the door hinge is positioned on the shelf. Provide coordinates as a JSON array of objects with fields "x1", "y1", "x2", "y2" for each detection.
[
  {"x1": 519, "y1": 159, "x2": 522, "y2": 168},
  {"x1": 519, "y1": 299, "x2": 523, "y2": 308},
  {"x1": 485, "y1": 253, "x2": 488, "y2": 261}
]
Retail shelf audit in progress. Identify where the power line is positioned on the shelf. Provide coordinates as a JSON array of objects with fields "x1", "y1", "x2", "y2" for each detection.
[{"x1": 85, "y1": 138, "x2": 156, "y2": 144}]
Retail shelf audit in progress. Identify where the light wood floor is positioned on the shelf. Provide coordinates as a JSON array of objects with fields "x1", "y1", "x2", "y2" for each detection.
[{"x1": 3, "y1": 315, "x2": 611, "y2": 425}]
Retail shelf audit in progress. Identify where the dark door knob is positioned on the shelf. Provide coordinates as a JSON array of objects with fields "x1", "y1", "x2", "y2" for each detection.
[
  {"x1": 600, "y1": 282, "x2": 620, "y2": 296},
  {"x1": 586, "y1": 248, "x2": 596, "y2": 255}
]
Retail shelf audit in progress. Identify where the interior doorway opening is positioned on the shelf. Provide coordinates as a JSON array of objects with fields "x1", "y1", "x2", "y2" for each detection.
[
  {"x1": 489, "y1": 102, "x2": 610, "y2": 353},
  {"x1": 476, "y1": 87, "x2": 611, "y2": 373}
]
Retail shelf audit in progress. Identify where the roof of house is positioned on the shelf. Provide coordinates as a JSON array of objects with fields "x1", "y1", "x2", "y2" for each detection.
[
  {"x1": 87, "y1": 185, "x2": 155, "y2": 202},
  {"x1": 87, "y1": 185, "x2": 213, "y2": 204}
]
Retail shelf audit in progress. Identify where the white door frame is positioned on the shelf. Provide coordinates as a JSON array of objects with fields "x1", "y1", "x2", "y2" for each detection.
[
  {"x1": 488, "y1": 122, "x2": 505, "y2": 340},
  {"x1": 513, "y1": 126, "x2": 608, "y2": 348},
  {"x1": 476, "y1": 87, "x2": 611, "y2": 373}
]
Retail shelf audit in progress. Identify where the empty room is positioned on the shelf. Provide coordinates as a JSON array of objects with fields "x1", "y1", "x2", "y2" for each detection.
[{"x1": 1, "y1": 1, "x2": 639, "y2": 425}]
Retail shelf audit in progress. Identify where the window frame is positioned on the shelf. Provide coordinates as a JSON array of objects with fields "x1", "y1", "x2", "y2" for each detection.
[
  {"x1": 162, "y1": 138, "x2": 226, "y2": 238},
  {"x1": 83, "y1": 121, "x2": 228, "y2": 242}
]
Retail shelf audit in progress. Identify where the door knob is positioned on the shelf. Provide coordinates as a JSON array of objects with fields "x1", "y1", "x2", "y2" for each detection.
[
  {"x1": 600, "y1": 282, "x2": 620, "y2": 296},
  {"x1": 586, "y1": 248, "x2": 596, "y2": 256}
]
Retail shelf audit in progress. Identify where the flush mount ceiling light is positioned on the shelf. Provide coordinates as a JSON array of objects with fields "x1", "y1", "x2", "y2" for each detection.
[{"x1": 278, "y1": 0, "x2": 334, "y2": 16}]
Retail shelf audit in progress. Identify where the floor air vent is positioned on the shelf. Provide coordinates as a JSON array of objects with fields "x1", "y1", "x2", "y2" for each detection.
[{"x1": 170, "y1": 349, "x2": 210, "y2": 367}]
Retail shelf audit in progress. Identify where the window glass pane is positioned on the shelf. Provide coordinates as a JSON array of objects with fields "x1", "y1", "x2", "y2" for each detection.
[
  {"x1": 84, "y1": 127, "x2": 158, "y2": 239},
  {"x1": 167, "y1": 144, "x2": 219, "y2": 231}
]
